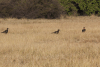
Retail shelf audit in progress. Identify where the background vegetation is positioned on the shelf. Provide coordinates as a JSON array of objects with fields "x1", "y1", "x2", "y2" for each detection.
[
  {"x1": 0, "y1": 0, "x2": 100, "y2": 19},
  {"x1": 59, "y1": 0, "x2": 100, "y2": 16}
]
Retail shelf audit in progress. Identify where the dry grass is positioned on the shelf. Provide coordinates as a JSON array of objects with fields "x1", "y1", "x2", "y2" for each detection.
[{"x1": 0, "y1": 16, "x2": 100, "y2": 67}]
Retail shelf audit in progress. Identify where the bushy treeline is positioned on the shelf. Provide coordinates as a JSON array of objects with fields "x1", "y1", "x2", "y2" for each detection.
[
  {"x1": 0, "y1": 0, "x2": 100, "y2": 19},
  {"x1": 0, "y1": 0, "x2": 64, "y2": 19},
  {"x1": 59, "y1": 0, "x2": 100, "y2": 16}
]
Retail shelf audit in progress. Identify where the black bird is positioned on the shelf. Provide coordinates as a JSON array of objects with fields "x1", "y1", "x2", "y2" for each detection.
[
  {"x1": 1, "y1": 28, "x2": 9, "y2": 34},
  {"x1": 52, "y1": 29, "x2": 60, "y2": 34},
  {"x1": 82, "y1": 27, "x2": 86, "y2": 32}
]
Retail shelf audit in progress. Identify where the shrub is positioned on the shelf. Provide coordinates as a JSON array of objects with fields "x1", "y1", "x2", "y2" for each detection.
[
  {"x1": 0, "y1": 2, "x2": 12, "y2": 18},
  {"x1": 0, "y1": 0, "x2": 64, "y2": 19},
  {"x1": 59, "y1": 0, "x2": 100, "y2": 16}
]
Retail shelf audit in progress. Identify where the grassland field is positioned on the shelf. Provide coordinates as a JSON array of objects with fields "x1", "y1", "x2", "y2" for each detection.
[{"x1": 0, "y1": 16, "x2": 100, "y2": 67}]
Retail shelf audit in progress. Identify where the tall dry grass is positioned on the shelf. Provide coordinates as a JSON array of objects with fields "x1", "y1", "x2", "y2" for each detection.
[{"x1": 0, "y1": 16, "x2": 100, "y2": 67}]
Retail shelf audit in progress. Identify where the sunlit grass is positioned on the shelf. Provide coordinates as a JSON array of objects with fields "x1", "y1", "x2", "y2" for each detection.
[{"x1": 0, "y1": 16, "x2": 100, "y2": 67}]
